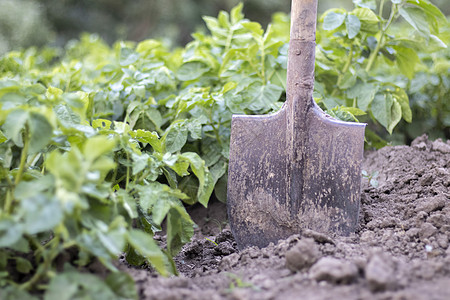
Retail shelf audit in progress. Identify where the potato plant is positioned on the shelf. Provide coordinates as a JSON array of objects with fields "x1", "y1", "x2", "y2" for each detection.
[{"x1": 0, "y1": 1, "x2": 447, "y2": 298}]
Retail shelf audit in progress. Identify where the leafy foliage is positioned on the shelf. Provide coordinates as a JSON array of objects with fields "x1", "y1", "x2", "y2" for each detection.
[
  {"x1": 316, "y1": 0, "x2": 448, "y2": 146},
  {"x1": 0, "y1": 1, "x2": 447, "y2": 298}
]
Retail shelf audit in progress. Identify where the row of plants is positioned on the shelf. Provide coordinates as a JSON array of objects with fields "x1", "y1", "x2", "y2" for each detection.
[{"x1": 0, "y1": 0, "x2": 447, "y2": 298}]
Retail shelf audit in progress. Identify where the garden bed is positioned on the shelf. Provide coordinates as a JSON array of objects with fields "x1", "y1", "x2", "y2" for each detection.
[{"x1": 121, "y1": 135, "x2": 450, "y2": 300}]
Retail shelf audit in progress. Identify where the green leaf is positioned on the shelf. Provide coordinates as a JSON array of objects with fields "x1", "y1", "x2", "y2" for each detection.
[
  {"x1": 133, "y1": 129, "x2": 162, "y2": 153},
  {"x1": 137, "y1": 182, "x2": 188, "y2": 225},
  {"x1": 2, "y1": 109, "x2": 28, "y2": 147},
  {"x1": 351, "y1": 8, "x2": 379, "y2": 33},
  {"x1": 83, "y1": 135, "x2": 116, "y2": 162},
  {"x1": 0, "y1": 219, "x2": 23, "y2": 247},
  {"x1": 46, "y1": 86, "x2": 63, "y2": 100},
  {"x1": 45, "y1": 270, "x2": 118, "y2": 300},
  {"x1": 371, "y1": 93, "x2": 402, "y2": 134},
  {"x1": 125, "y1": 247, "x2": 146, "y2": 266},
  {"x1": 28, "y1": 112, "x2": 53, "y2": 154},
  {"x1": 322, "y1": 12, "x2": 346, "y2": 30},
  {"x1": 92, "y1": 119, "x2": 112, "y2": 130},
  {"x1": 0, "y1": 130, "x2": 7, "y2": 144},
  {"x1": 9, "y1": 237, "x2": 30, "y2": 253},
  {"x1": 406, "y1": 0, "x2": 447, "y2": 23},
  {"x1": 371, "y1": 93, "x2": 391, "y2": 130},
  {"x1": 180, "y1": 152, "x2": 214, "y2": 207},
  {"x1": 322, "y1": 96, "x2": 344, "y2": 110},
  {"x1": 346, "y1": 81, "x2": 378, "y2": 111},
  {"x1": 2, "y1": 110, "x2": 53, "y2": 153},
  {"x1": 15, "y1": 257, "x2": 33, "y2": 274},
  {"x1": 162, "y1": 121, "x2": 188, "y2": 153},
  {"x1": 14, "y1": 175, "x2": 53, "y2": 200},
  {"x1": 230, "y1": 3, "x2": 244, "y2": 24},
  {"x1": 21, "y1": 195, "x2": 63, "y2": 235},
  {"x1": 136, "y1": 39, "x2": 162, "y2": 54},
  {"x1": 392, "y1": 87, "x2": 412, "y2": 123},
  {"x1": 242, "y1": 22, "x2": 264, "y2": 36},
  {"x1": 177, "y1": 62, "x2": 210, "y2": 81},
  {"x1": 341, "y1": 107, "x2": 366, "y2": 116},
  {"x1": 246, "y1": 82, "x2": 283, "y2": 112},
  {"x1": 394, "y1": 46, "x2": 419, "y2": 79},
  {"x1": 353, "y1": 0, "x2": 377, "y2": 10},
  {"x1": 339, "y1": 71, "x2": 357, "y2": 89},
  {"x1": 1, "y1": 286, "x2": 39, "y2": 300},
  {"x1": 166, "y1": 205, "x2": 194, "y2": 257},
  {"x1": 131, "y1": 152, "x2": 150, "y2": 175},
  {"x1": 345, "y1": 15, "x2": 361, "y2": 39},
  {"x1": 399, "y1": 7, "x2": 430, "y2": 38},
  {"x1": 105, "y1": 272, "x2": 138, "y2": 300},
  {"x1": 388, "y1": 98, "x2": 402, "y2": 134},
  {"x1": 127, "y1": 229, "x2": 168, "y2": 276},
  {"x1": 214, "y1": 174, "x2": 228, "y2": 203},
  {"x1": 120, "y1": 47, "x2": 140, "y2": 66},
  {"x1": 54, "y1": 104, "x2": 81, "y2": 127}
]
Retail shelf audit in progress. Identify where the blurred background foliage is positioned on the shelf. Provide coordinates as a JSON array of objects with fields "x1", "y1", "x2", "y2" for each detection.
[
  {"x1": 1, "y1": 0, "x2": 446, "y2": 52},
  {"x1": 0, "y1": 0, "x2": 449, "y2": 143}
]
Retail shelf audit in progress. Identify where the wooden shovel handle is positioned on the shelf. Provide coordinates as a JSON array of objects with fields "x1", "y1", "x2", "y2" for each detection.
[
  {"x1": 290, "y1": 0, "x2": 318, "y2": 41},
  {"x1": 286, "y1": 0, "x2": 318, "y2": 117}
]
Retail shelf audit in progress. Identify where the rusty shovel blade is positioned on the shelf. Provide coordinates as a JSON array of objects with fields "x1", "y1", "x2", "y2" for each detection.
[{"x1": 227, "y1": 0, "x2": 366, "y2": 249}]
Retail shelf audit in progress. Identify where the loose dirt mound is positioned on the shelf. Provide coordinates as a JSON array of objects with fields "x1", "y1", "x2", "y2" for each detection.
[{"x1": 124, "y1": 135, "x2": 450, "y2": 300}]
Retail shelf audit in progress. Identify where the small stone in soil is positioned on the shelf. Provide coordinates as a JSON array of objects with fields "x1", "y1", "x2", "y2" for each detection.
[
  {"x1": 219, "y1": 253, "x2": 240, "y2": 271},
  {"x1": 214, "y1": 241, "x2": 236, "y2": 256},
  {"x1": 215, "y1": 229, "x2": 234, "y2": 244},
  {"x1": 365, "y1": 253, "x2": 397, "y2": 292},
  {"x1": 309, "y1": 257, "x2": 358, "y2": 284},
  {"x1": 285, "y1": 238, "x2": 320, "y2": 272},
  {"x1": 419, "y1": 223, "x2": 438, "y2": 240},
  {"x1": 431, "y1": 139, "x2": 450, "y2": 153}
]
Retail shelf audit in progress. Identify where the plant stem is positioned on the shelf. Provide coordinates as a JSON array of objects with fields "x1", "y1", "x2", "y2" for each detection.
[
  {"x1": 125, "y1": 152, "x2": 130, "y2": 191},
  {"x1": 2, "y1": 171, "x2": 14, "y2": 214},
  {"x1": 365, "y1": 4, "x2": 397, "y2": 73},
  {"x1": 365, "y1": 4, "x2": 397, "y2": 72},
  {"x1": 331, "y1": 45, "x2": 354, "y2": 97},
  {"x1": 3, "y1": 191, "x2": 13, "y2": 215},
  {"x1": 21, "y1": 235, "x2": 56, "y2": 291},
  {"x1": 379, "y1": 0, "x2": 386, "y2": 18},
  {"x1": 260, "y1": 43, "x2": 266, "y2": 82},
  {"x1": 225, "y1": 29, "x2": 234, "y2": 53},
  {"x1": 15, "y1": 126, "x2": 30, "y2": 186},
  {"x1": 207, "y1": 105, "x2": 223, "y2": 147}
]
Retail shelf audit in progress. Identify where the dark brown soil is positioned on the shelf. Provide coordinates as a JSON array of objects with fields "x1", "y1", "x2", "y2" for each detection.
[{"x1": 122, "y1": 135, "x2": 450, "y2": 300}]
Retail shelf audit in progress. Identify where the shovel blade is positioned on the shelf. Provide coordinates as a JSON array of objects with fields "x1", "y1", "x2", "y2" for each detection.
[{"x1": 227, "y1": 105, "x2": 365, "y2": 249}]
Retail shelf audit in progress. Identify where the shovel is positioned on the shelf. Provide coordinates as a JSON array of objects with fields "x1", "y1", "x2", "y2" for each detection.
[{"x1": 227, "y1": 0, "x2": 366, "y2": 249}]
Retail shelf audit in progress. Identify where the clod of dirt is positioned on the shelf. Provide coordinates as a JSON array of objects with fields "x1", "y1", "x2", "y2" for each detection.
[
  {"x1": 285, "y1": 238, "x2": 320, "y2": 272},
  {"x1": 414, "y1": 195, "x2": 446, "y2": 214},
  {"x1": 302, "y1": 229, "x2": 335, "y2": 244},
  {"x1": 431, "y1": 139, "x2": 450, "y2": 153},
  {"x1": 309, "y1": 257, "x2": 358, "y2": 284},
  {"x1": 218, "y1": 253, "x2": 240, "y2": 271},
  {"x1": 365, "y1": 253, "x2": 397, "y2": 292},
  {"x1": 419, "y1": 222, "x2": 438, "y2": 240},
  {"x1": 174, "y1": 228, "x2": 238, "y2": 277}
]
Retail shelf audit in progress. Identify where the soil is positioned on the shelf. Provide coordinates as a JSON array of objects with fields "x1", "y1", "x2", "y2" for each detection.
[{"x1": 120, "y1": 135, "x2": 450, "y2": 300}]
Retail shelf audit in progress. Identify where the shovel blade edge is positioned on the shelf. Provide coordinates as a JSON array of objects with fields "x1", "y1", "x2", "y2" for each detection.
[{"x1": 227, "y1": 110, "x2": 290, "y2": 249}]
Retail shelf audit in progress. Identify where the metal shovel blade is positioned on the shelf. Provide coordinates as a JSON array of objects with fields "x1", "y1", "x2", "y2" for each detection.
[{"x1": 227, "y1": 0, "x2": 366, "y2": 249}]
